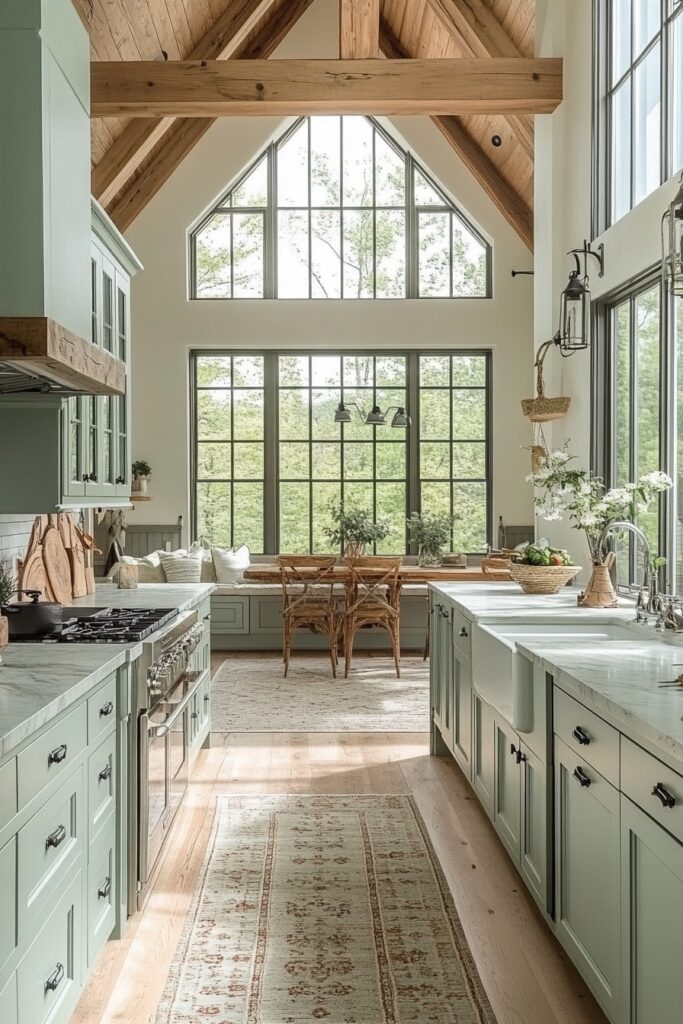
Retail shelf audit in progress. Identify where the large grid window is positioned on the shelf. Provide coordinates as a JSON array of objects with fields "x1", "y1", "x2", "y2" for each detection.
[
  {"x1": 194, "y1": 355, "x2": 265, "y2": 551},
  {"x1": 191, "y1": 116, "x2": 490, "y2": 300},
  {"x1": 191, "y1": 351, "x2": 492, "y2": 555},
  {"x1": 596, "y1": 0, "x2": 683, "y2": 229}
]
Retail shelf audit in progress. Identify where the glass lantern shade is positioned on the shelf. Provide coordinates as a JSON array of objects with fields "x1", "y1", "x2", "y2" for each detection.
[
  {"x1": 365, "y1": 405, "x2": 386, "y2": 426},
  {"x1": 333, "y1": 403, "x2": 352, "y2": 423},
  {"x1": 390, "y1": 407, "x2": 412, "y2": 428},
  {"x1": 662, "y1": 179, "x2": 683, "y2": 297},
  {"x1": 559, "y1": 270, "x2": 590, "y2": 352}
]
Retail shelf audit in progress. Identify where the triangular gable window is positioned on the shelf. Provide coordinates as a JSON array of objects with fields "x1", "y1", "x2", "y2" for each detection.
[{"x1": 191, "y1": 116, "x2": 490, "y2": 300}]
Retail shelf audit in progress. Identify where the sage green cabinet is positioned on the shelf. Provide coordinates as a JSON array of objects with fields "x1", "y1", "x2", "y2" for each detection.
[
  {"x1": 472, "y1": 691, "x2": 495, "y2": 818},
  {"x1": 451, "y1": 644, "x2": 472, "y2": 778},
  {"x1": 431, "y1": 599, "x2": 453, "y2": 749},
  {"x1": 493, "y1": 716, "x2": 522, "y2": 862},
  {"x1": 620, "y1": 796, "x2": 683, "y2": 1024},
  {"x1": 554, "y1": 735, "x2": 620, "y2": 1022},
  {"x1": 519, "y1": 742, "x2": 550, "y2": 912}
]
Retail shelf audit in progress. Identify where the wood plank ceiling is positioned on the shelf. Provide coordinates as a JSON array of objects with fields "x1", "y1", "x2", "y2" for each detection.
[{"x1": 75, "y1": 0, "x2": 536, "y2": 248}]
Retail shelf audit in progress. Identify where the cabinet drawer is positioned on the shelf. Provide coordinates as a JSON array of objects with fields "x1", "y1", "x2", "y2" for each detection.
[
  {"x1": 451, "y1": 608, "x2": 472, "y2": 659},
  {"x1": 17, "y1": 767, "x2": 83, "y2": 936},
  {"x1": 87, "y1": 731, "x2": 116, "y2": 844},
  {"x1": 17, "y1": 870, "x2": 82, "y2": 1024},
  {"x1": 622, "y1": 737, "x2": 683, "y2": 843},
  {"x1": 87, "y1": 673, "x2": 118, "y2": 746},
  {"x1": 211, "y1": 597, "x2": 249, "y2": 634},
  {"x1": 88, "y1": 823, "x2": 116, "y2": 965},
  {"x1": 17, "y1": 704, "x2": 87, "y2": 809},
  {"x1": 554, "y1": 688, "x2": 619, "y2": 786},
  {"x1": 0, "y1": 973, "x2": 17, "y2": 1024},
  {"x1": 0, "y1": 836, "x2": 16, "y2": 969},
  {"x1": 0, "y1": 758, "x2": 17, "y2": 831}
]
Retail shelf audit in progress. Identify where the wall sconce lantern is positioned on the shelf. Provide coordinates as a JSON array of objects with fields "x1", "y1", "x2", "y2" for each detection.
[
  {"x1": 558, "y1": 240, "x2": 604, "y2": 355},
  {"x1": 662, "y1": 174, "x2": 683, "y2": 296},
  {"x1": 333, "y1": 402, "x2": 412, "y2": 428}
]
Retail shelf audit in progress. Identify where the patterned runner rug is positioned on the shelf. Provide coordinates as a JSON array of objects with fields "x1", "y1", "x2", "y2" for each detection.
[
  {"x1": 211, "y1": 656, "x2": 430, "y2": 733},
  {"x1": 155, "y1": 794, "x2": 497, "y2": 1024}
]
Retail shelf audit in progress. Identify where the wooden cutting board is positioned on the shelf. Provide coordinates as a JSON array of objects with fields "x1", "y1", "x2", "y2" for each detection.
[
  {"x1": 75, "y1": 526, "x2": 97, "y2": 595},
  {"x1": 24, "y1": 514, "x2": 48, "y2": 563},
  {"x1": 67, "y1": 518, "x2": 87, "y2": 598},
  {"x1": 42, "y1": 527, "x2": 73, "y2": 604},
  {"x1": 20, "y1": 545, "x2": 53, "y2": 601}
]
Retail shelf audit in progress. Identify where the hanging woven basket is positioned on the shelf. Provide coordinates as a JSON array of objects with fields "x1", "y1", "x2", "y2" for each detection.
[{"x1": 522, "y1": 339, "x2": 571, "y2": 423}]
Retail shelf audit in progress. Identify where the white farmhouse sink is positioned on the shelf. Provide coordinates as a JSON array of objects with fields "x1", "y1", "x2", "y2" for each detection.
[{"x1": 472, "y1": 619, "x2": 657, "y2": 733}]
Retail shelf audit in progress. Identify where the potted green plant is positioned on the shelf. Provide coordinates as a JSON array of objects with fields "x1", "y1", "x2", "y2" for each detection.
[
  {"x1": 0, "y1": 562, "x2": 16, "y2": 664},
  {"x1": 132, "y1": 459, "x2": 152, "y2": 495},
  {"x1": 407, "y1": 511, "x2": 456, "y2": 566},
  {"x1": 323, "y1": 503, "x2": 390, "y2": 558}
]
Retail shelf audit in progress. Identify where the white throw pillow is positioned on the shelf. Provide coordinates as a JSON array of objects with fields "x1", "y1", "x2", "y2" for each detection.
[
  {"x1": 212, "y1": 545, "x2": 251, "y2": 584},
  {"x1": 159, "y1": 549, "x2": 204, "y2": 583},
  {"x1": 115, "y1": 552, "x2": 166, "y2": 584},
  {"x1": 189, "y1": 540, "x2": 217, "y2": 582}
]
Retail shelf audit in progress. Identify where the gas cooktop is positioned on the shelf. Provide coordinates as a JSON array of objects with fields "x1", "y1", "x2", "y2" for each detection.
[{"x1": 14, "y1": 607, "x2": 179, "y2": 644}]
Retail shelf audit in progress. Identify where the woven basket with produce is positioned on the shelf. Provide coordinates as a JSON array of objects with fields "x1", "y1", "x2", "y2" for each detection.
[{"x1": 509, "y1": 544, "x2": 581, "y2": 594}]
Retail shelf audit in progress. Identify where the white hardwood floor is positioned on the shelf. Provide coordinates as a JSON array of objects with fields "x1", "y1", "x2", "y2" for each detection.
[{"x1": 72, "y1": 654, "x2": 607, "y2": 1024}]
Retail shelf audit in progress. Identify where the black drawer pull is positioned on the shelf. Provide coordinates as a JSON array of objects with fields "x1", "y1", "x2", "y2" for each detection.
[
  {"x1": 573, "y1": 766, "x2": 592, "y2": 788},
  {"x1": 459, "y1": 626, "x2": 469, "y2": 638},
  {"x1": 44, "y1": 963, "x2": 64, "y2": 992},
  {"x1": 99, "y1": 763, "x2": 112, "y2": 782},
  {"x1": 191, "y1": 711, "x2": 199, "y2": 719},
  {"x1": 98, "y1": 877, "x2": 111, "y2": 900},
  {"x1": 45, "y1": 824, "x2": 67, "y2": 850},
  {"x1": 99, "y1": 700, "x2": 114, "y2": 717},
  {"x1": 47, "y1": 743, "x2": 68, "y2": 766},
  {"x1": 572, "y1": 726, "x2": 591, "y2": 745},
  {"x1": 652, "y1": 782, "x2": 676, "y2": 809},
  {"x1": 204, "y1": 694, "x2": 210, "y2": 703}
]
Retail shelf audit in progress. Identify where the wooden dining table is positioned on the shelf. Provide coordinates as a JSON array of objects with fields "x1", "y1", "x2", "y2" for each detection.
[{"x1": 242, "y1": 564, "x2": 511, "y2": 585}]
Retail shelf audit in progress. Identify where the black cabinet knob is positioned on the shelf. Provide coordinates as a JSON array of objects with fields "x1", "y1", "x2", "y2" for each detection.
[
  {"x1": 572, "y1": 726, "x2": 591, "y2": 745},
  {"x1": 459, "y1": 626, "x2": 469, "y2": 638},
  {"x1": 652, "y1": 782, "x2": 676, "y2": 808},
  {"x1": 47, "y1": 743, "x2": 68, "y2": 766},
  {"x1": 98, "y1": 877, "x2": 111, "y2": 899},
  {"x1": 89, "y1": 472, "x2": 97, "y2": 482},
  {"x1": 45, "y1": 824, "x2": 67, "y2": 849},
  {"x1": 44, "y1": 963, "x2": 64, "y2": 992},
  {"x1": 99, "y1": 700, "x2": 114, "y2": 717},
  {"x1": 99, "y1": 763, "x2": 112, "y2": 782},
  {"x1": 573, "y1": 766, "x2": 592, "y2": 788},
  {"x1": 116, "y1": 475, "x2": 125, "y2": 484}
]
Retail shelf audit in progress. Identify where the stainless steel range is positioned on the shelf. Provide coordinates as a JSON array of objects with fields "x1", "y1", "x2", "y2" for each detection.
[{"x1": 129, "y1": 610, "x2": 208, "y2": 911}]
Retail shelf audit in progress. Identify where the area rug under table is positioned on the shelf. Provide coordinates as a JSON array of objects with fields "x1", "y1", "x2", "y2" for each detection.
[
  {"x1": 210, "y1": 656, "x2": 430, "y2": 733},
  {"x1": 155, "y1": 794, "x2": 496, "y2": 1024}
]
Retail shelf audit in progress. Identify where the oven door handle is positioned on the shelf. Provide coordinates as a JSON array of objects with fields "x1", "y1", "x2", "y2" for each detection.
[{"x1": 150, "y1": 670, "x2": 208, "y2": 737}]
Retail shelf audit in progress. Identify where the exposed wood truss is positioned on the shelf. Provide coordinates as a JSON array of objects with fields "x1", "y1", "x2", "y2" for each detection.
[
  {"x1": 340, "y1": 0, "x2": 380, "y2": 58},
  {"x1": 380, "y1": 21, "x2": 532, "y2": 250},
  {"x1": 92, "y1": 0, "x2": 282, "y2": 207},
  {"x1": 85, "y1": 0, "x2": 540, "y2": 244},
  {"x1": 90, "y1": 57, "x2": 562, "y2": 119}
]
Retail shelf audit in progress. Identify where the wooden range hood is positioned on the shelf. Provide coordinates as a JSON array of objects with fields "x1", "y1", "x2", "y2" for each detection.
[{"x1": 0, "y1": 0, "x2": 124, "y2": 397}]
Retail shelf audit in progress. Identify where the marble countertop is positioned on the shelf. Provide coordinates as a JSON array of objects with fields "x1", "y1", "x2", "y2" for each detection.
[
  {"x1": 70, "y1": 582, "x2": 215, "y2": 612},
  {"x1": 516, "y1": 635, "x2": 683, "y2": 766},
  {"x1": 0, "y1": 644, "x2": 136, "y2": 760},
  {"x1": 429, "y1": 581, "x2": 634, "y2": 623}
]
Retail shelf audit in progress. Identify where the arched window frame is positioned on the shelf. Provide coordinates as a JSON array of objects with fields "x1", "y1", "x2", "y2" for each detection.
[{"x1": 189, "y1": 116, "x2": 492, "y2": 300}]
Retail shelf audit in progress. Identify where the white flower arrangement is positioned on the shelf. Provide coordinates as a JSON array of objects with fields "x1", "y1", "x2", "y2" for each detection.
[{"x1": 528, "y1": 447, "x2": 672, "y2": 564}]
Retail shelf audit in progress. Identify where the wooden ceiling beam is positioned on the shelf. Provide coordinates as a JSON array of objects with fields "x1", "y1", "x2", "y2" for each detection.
[
  {"x1": 425, "y1": 0, "x2": 534, "y2": 159},
  {"x1": 91, "y1": 57, "x2": 562, "y2": 118},
  {"x1": 92, "y1": 0, "x2": 281, "y2": 206},
  {"x1": 380, "y1": 20, "x2": 533, "y2": 251},
  {"x1": 340, "y1": 0, "x2": 380, "y2": 58},
  {"x1": 107, "y1": 0, "x2": 315, "y2": 231}
]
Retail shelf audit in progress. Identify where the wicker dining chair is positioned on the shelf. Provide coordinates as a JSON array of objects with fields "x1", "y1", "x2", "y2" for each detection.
[
  {"x1": 341, "y1": 556, "x2": 402, "y2": 678},
  {"x1": 276, "y1": 555, "x2": 341, "y2": 678}
]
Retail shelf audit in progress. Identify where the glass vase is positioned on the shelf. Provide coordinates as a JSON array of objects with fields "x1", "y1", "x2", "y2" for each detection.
[{"x1": 417, "y1": 546, "x2": 442, "y2": 567}]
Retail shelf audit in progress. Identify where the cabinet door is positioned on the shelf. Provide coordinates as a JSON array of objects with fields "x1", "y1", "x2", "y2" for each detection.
[
  {"x1": 438, "y1": 604, "x2": 454, "y2": 752},
  {"x1": 621, "y1": 796, "x2": 683, "y2": 1024},
  {"x1": 90, "y1": 242, "x2": 102, "y2": 347},
  {"x1": 430, "y1": 600, "x2": 442, "y2": 734},
  {"x1": 113, "y1": 270, "x2": 131, "y2": 498},
  {"x1": 451, "y1": 645, "x2": 472, "y2": 779},
  {"x1": 494, "y1": 717, "x2": 521, "y2": 863},
  {"x1": 519, "y1": 741, "x2": 550, "y2": 914},
  {"x1": 62, "y1": 397, "x2": 85, "y2": 499},
  {"x1": 473, "y1": 691, "x2": 495, "y2": 819},
  {"x1": 555, "y1": 736, "x2": 620, "y2": 1022}
]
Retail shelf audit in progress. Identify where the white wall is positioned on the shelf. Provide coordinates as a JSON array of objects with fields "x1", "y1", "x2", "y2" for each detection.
[
  {"x1": 126, "y1": 0, "x2": 535, "y2": 545},
  {"x1": 534, "y1": 0, "x2": 680, "y2": 576}
]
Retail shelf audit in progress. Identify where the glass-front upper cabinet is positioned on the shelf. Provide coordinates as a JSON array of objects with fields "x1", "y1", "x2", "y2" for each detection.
[{"x1": 62, "y1": 201, "x2": 142, "y2": 505}]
